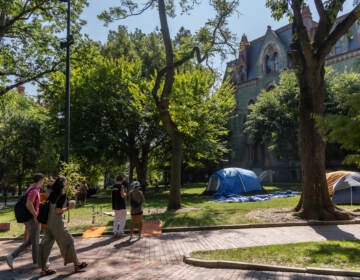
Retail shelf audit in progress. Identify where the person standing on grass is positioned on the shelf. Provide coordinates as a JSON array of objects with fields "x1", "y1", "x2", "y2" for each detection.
[
  {"x1": 77, "y1": 180, "x2": 88, "y2": 206},
  {"x1": 38, "y1": 175, "x2": 87, "y2": 276},
  {"x1": 111, "y1": 175, "x2": 127, "y2": 237},
  {"x1": 129, "y1": 180, "x2": 145, "y2": 239},
  {"x1": 5, "y1": 173, "x2": 45, "y2": 270}
]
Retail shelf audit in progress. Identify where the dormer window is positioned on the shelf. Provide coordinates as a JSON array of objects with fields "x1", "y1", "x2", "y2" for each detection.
[{"x1": 263, "y1": 45, "x2": 280, "y2": 74}]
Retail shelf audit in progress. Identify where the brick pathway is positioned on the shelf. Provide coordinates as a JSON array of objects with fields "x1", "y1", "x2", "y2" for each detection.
[{"x1": 1, "y1": 224, "x2": 360, "y2": 279}]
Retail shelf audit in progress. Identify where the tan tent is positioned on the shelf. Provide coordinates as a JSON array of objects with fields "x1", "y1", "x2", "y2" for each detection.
[{"x1": 326, "y1": 171, "x2": 352, "y2": 195}]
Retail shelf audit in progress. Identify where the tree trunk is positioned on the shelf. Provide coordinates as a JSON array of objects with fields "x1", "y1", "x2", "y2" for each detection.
[
  {"x1": 167, "y1": 131, "x2": 183, "y2": 210},
  {"x1": 155, "y1": 0, "x2": 182, "y2": 210},
  {"x1": 129, "y1": 153, "x2": 136, "y2": 183},
  {"x1": 295, "y1": 61, "x2": 352, "y2": 220},
  {"x1": 135, "y1": 147, "x2": 149, "y2": 192}
]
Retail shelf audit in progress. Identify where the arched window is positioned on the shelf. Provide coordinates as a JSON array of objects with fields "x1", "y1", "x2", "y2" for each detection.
[
  {"x1": 265, "y1": 55, "x2": 272, "y2": 73},
  {"x1": 273, "y1": 52, "x2": 279, "y2": 72}
]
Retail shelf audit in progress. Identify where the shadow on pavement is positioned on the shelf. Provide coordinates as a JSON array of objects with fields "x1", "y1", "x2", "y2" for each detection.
[
  {"x1": 311, "y1": 224, "x2": 357, "y2": 240},
  {"x1": 114, "y1": 237, "x2": 140, "y2": 249}
]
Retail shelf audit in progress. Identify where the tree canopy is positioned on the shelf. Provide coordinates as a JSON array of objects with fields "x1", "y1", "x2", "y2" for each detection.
[{"x1": 0, "y1": 0, "x2": 88, "y2": 95}]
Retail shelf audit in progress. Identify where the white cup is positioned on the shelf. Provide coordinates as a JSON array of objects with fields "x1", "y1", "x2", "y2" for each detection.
[{"x1": 68, "y1": 200, "x2": 76, "y2": 209}]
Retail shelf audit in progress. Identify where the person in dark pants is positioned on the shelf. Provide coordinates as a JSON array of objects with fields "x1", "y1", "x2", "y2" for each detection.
[
  {"x1": 38, "y1": 175, "x2": 87, "y2": 276},
  {"x1": 111, "y1": 175, "x2": 127, "y2": 237},
  {"x1": 5, "y1": 173, "x2": 45, "y2": 270}
]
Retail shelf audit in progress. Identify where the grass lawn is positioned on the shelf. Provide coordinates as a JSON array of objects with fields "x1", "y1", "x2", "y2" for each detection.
[
  {"x1": 0, "y1": 182, "x2": 356, "y2": 238},
  {"x1": 190, "y1": 240, "x2": 360, "y2": 271}
]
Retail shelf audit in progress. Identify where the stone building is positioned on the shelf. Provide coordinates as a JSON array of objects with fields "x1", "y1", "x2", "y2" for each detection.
[{"x1": 224, "y1": 7, "x2": 360, "y2": 182}]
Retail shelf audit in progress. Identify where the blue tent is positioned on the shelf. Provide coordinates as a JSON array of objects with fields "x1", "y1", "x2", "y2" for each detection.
[{"x1": 205, "y1": 167, "x2": 263, "y2": 196}]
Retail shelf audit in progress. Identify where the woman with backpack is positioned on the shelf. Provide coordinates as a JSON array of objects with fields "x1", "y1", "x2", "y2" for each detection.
[{"x1": 5, "y1": 173, "x2": 45, "y2": 270}]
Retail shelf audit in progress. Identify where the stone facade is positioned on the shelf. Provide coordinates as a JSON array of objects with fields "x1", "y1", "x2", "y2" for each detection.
[{"x1": 225, "y1": 8, "x2": 360, "y2": 182}]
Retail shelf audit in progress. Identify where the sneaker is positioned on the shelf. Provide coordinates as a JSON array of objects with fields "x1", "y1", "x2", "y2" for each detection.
[{"x1": 5, "y1": 254, "x2": 13, "y2": 270}]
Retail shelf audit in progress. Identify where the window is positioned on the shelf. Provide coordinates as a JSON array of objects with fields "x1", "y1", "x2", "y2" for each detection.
[
  {"x1": 274, "y1": 52, "x2": 279, "y2": 72},
  {"x1": 264, "y1": 45, "x2": 280, "y2": 74},
  {"x1": 335, "y1": 41, "x2": 341, "y2": 55},
  {"x1": 265, "y1": 55, "x2": 272, "y2": 73}
]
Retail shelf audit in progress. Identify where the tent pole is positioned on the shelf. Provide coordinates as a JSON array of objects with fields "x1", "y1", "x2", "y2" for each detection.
[{"x1": 239, "y1": 174, "x2": 246, "y2": 193}]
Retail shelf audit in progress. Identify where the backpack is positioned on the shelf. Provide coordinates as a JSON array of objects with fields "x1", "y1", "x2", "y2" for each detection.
[
  {"x1": 37, "y1": 200, "x2": 49, "y2": 224},
  {"x1": 14, "y1": 192, "x2": 33, "y2": 223}
]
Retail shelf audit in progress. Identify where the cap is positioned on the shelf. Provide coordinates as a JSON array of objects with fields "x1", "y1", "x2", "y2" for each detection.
[{"x1": 130, "y1": 181, "x2": 141, "y2": 188}]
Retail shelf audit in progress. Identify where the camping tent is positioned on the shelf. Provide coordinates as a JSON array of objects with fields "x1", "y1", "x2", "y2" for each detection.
[
  {"x1": 204, "y1": 167, "x2": 263, "y2": 196},
  {"x1": 332, "y1": 172, "x2": 360, "y2": 204},
  {"x1": 326, "y1": 171, "x2": 351, "y2": 196}
]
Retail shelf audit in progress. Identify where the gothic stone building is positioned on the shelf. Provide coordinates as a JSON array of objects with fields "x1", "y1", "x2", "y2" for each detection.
[{"x1": 225, "y1": 7, "x2": 360, "y2": 182}]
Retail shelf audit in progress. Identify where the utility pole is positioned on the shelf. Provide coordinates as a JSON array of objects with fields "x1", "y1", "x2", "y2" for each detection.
[{"x1": 60, "y1": 0, "x2": 73, "y2": 163}]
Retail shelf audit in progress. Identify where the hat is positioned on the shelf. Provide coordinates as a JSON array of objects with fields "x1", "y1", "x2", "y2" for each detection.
[{"x1": 130, "y1": 181, "x2": 141, "y2": 188}]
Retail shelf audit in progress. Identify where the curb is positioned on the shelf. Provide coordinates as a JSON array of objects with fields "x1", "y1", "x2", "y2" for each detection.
[
  {"x1": 183, "y1": 255, "x2": 360, "y2": 277},
  {"x1": 2, "y1": 219, "x2": 360, "y2": 241},
  {"x1": 159, "y1": 218, "x2": 360, "y2": 233}
]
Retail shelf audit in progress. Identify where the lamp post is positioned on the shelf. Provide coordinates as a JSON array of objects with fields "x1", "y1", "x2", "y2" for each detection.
[{"x1": 60, "y1": 0, "x2": 73, "y2": 163}]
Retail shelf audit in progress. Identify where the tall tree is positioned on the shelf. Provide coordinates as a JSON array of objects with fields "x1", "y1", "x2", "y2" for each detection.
[
  {"x1": 245, "y1": 68, "x2": 348, "y2": 165},
  {"x1": 245, "y1": 71, "x2": 300, "y2": 161},
  {"x1": 266, "y1": 1, "x2": 360, "y2": 219},
  {"x1": 0, "y1": 0, "x2": 88, "y2": 95},
  {"x1": 172, "y1": 67, "x2": 235, "y2": 169},
  {"x1": 317, "y1": 70, "x2": 360, "y2": 168},
  {"x1": 100, "y1": 0, "x2": 240, "y2": 210},
  {"x1": 0, "y1": 89, "x2": 50, "y2": 195}
]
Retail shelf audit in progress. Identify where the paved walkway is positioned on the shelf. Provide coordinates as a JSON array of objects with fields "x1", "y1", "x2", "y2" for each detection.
[{"x1": 1, "y1": 224, "x2": 360, "y2": 279}]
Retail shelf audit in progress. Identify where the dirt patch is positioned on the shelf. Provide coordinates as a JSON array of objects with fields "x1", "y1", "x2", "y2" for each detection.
[
  {"x1": 246, "y1": 208, "x2": 303, "y2": 223},
  {"x1": 247, "y1": 207, "x2": 360, "y2": 223}
]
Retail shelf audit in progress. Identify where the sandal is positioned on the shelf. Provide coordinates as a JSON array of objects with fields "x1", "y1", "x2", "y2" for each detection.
[
  {"x1": 74, "y1": 262, "x2": 88, "y2": 272},
  {"x1": 40, "y1": 269, "x2": 56, "y2": 276}
]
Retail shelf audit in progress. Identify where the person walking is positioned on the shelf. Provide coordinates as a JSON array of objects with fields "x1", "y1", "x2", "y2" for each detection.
[
  {"x1": 129, "y1": 181, "x2": 145, "y2": 239},
  {"x1": 5, "y1": 173, "x2": 45, "y2": 270},
  {"x1": 111, "y1": 175, "x2": 127, "y2": 237},
  {"x1": 38, "y1": 175, "x2": 87, "y2": 276}
]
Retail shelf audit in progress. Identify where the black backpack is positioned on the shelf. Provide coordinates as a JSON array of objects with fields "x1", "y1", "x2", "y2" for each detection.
[
  {"x1": 37, "y1": 200, "x2": 49, "y2": 224},
  {"x1": 14, "y1": 193, "x2": 33, "y2": 223}
]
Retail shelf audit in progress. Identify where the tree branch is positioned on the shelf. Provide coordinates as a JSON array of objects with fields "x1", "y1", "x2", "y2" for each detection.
[
  {"x1": 319, "y1": 4, "x2": 360, "y2": 59},
  {"x1": 0, "y1": 61, "x2": 61, "y2": 96}
]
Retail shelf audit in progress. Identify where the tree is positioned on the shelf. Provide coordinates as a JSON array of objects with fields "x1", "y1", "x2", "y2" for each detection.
[
  {"x1": 0, "y1": 89, "x2": 50, "y2": 196},
  {"x1": 317, "y1": 70, "x2": 360, "y2": 167},
  {"x1": 266, "y1": 1, "x2": 360, "y2": 219},
  {"x1": 172, "y1": 67, "x2": 235, "y2": 169},
  {"x1": 100, "y1": 0, "x2": 240, "y2": 210},
  {"x1": 245, "y1": 68, "x2": 347, "y2": 163},
  {"x1": 245, "y1": 70, "x2": 299, "y2": 161},
  {"x1": 40, "y1": 37, "x2": 165, "y2": 187},
  {"x1": 0, "y1": 0, "x2": 88, "y2": 95}
]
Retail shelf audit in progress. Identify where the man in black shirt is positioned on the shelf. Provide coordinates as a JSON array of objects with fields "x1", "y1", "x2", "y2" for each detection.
[{"x1": 111, "y1": 175, "x2": 127, "y2": 237}]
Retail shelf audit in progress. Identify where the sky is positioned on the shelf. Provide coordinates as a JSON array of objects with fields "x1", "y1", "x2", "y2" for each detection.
[
  {"x1": 80, "y1": 1, "x2": 290, "y2": 73},
  {"x1": 79, "y1": 1, "x2": 355, "y2": 72},
  {"x1": 25, "y1": 1, "x2": 356, "y2": 95}
]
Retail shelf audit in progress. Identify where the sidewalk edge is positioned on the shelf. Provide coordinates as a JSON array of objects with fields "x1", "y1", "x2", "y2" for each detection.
[{"x1": 183, "y1": 255, "x2": 360, "y2": 277}]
